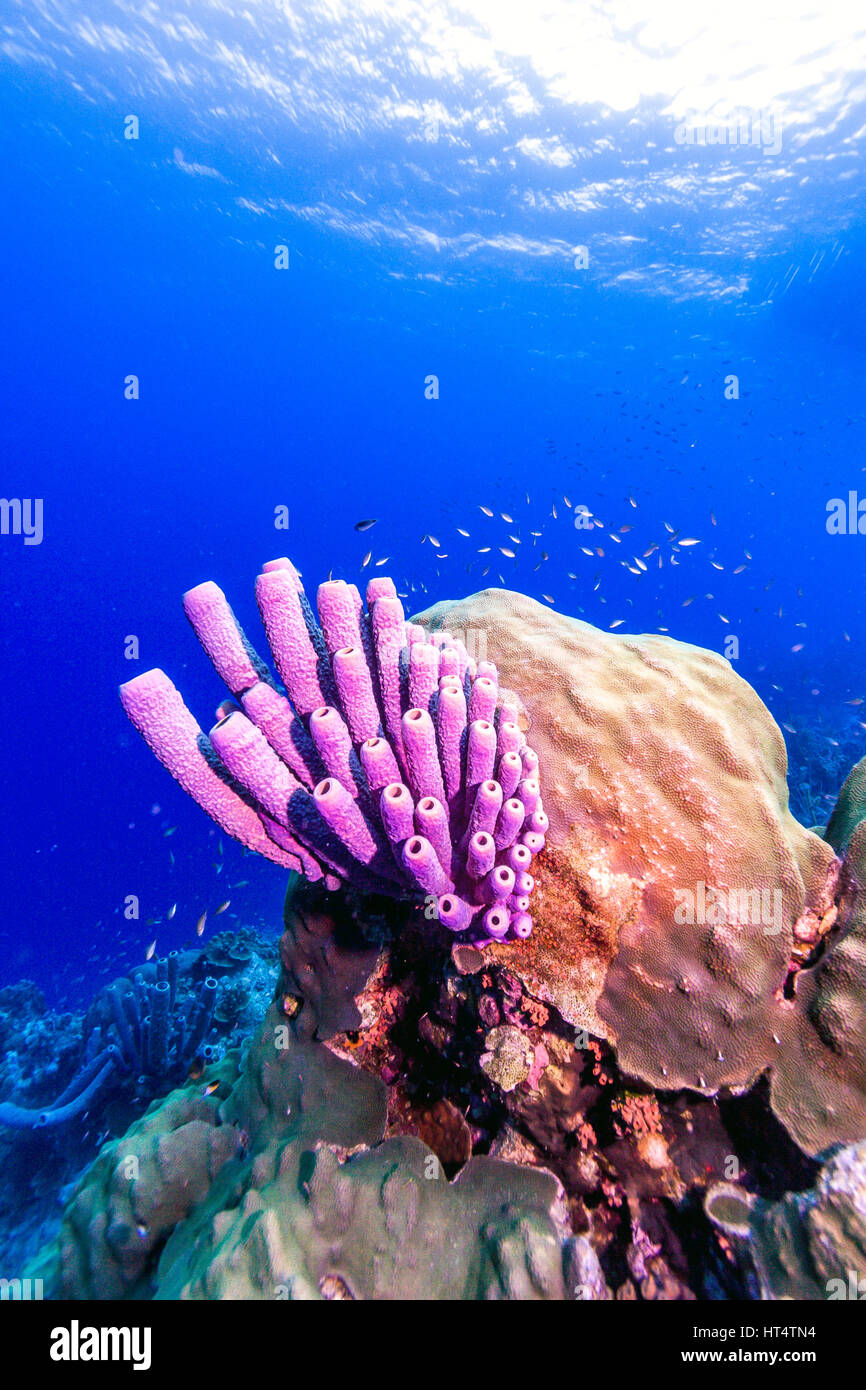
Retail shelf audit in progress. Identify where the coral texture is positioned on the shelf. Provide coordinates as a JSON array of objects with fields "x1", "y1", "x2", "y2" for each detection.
[
  {"x1": 728, "y1": 1140, "x2": 866, "y2": 1300},
  {"x1": 120, "y1": 559, "x2": 544, "y2": 941},
  {"x1": 32, "y1": 1006, "x2": 585, "y2": 1301},
  {"x1": 826, "y1": 753, "x2": 866, "y2": 853},
  {"x1": 416, "y1": 588, "x2": 866, "y2": 1156},
  {"x1": 32, "y1": 1055, "x2": 242, "y2": 1299}
]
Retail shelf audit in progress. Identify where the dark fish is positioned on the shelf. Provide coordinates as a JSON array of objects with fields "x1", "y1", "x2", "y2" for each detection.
[{"x1": 354, "y1": 519, "x2": 377, "y2": 532}]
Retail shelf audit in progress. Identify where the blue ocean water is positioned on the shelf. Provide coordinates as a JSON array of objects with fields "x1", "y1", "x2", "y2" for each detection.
[{"x1": 1, "y1": 2, "x2": 864, "y2": 1018}]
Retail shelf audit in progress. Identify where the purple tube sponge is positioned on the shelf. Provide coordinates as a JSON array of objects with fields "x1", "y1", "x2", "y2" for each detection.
[{"x1": 119, "y1": 555, "x2": 545, "y2": 941}]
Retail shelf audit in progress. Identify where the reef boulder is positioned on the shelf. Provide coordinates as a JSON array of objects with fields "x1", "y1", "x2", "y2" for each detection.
[{"x1": 417, "y1": 589, "x2": 864, "y2": 1156}]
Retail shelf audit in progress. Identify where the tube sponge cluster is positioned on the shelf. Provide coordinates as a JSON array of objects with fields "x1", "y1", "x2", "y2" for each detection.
[
  {"x1": 101, "y1": 958, "x2": 218, "y2": 1082},
  {"x1": 120, "y1": 558, "x2": 545, "y2": 941}
]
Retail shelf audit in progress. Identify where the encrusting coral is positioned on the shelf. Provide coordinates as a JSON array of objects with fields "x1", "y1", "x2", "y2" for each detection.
[{"x1": 120, "y1": 559, "x2": 545, "y2": 942}]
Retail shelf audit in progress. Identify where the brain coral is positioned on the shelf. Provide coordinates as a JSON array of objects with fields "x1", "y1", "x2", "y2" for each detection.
[
  {"x1": 416, "y1": 588, "x2": 866, "y2": 1157},
  {"x1": 826, "y1": 753, "x2": 866, "y2": 854}
]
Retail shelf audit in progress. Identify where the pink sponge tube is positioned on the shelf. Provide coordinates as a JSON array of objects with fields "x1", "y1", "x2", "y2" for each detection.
[
  {"x1": 465, "y1": 719, "x2": 497, "y2": 815},
  {"x1": 521, "y1": 830, "x2": 546, "y2": 857},
  {"x1": 507, "y1": 842, "x2": 533, "y2": 875},
  {"x1": 359, "y1": 735, "x2": 401, "y2": 792},
  {"x1": 255, "y1": 568, "x2": 334, "y2": 716},
  {"x1": 182, "y1": 581, "x2": 267, "y2": 696},
  {"x1": 497, "y1": 720, "x2": 522, "y2": 756},
  {"x1": 366, "y1": 576, "x2": 397, "y2": 606},
  {"x1": 517, "y1": 778, "x2": 541, "y2": 816},
  {"x1": 313, "y1": 777, "x2": 384, "y2": 869},
  {"x1": 468, "y1": 675, "x2": 498, "y2": 724},
  {"x1": 482, "y1": 905, "x2": 511, "y2": 941},
  {"x1": 439, "y1": 646, "x2": 460, "y2": 680},
  {"x1": 436, "y1": 893, "x2": 474, "y2": 933},
  {"x1": 119, "y1": 670, "x2": 300, "y2": 871},
  {"x1": 309, "y1": 706, "x2": 365, "y2": 803},
  {"x1": 494, "y1": 797, "x2": 525, "y2": 852},
  {"x1": 331, "y1": 645, "x2": 382, "y2": 744},
  {"x1": 371, "y1": 595, "x2": 407, "y2": 770},
  {"x1": 496, "y1": 750, "x2": 523, "y2": 800},
  {"x1": 414, "y1": 795, "x2": 453, "y2": 874},
  {"x1": 402, "y1": 708, "x2": 447, "y2": 806},
  {"x1": 466, "y1": 778, "x2": 503, "y2": 843},
  {"x1": 262, "y1": 556, "x2": 303, "y2": 587},
  {"x1": 380, "y1": 782, "x2": 415, "y2": 847},
  {"x1": 436, "y1": 680, "x2": 467, "y2": 807},
  {"x1": 511, "y1": 911, "x2": 533, "y2": 940},
  {"x1": 467, "y1": 830, "x2": 496, "y2": 880},
  {"x1": 521, "y1": 747, "x2": 539, "y2": 780},
  {"x1": 401, "y1": 835, "x2": 452, "y2": 896},
  {"x1": 241, "y1": 681, "x2": 323, "y2": 789},
  {"x1": 208, "y1": 710, "x2": 304, "y2": 826},
  {"x1": 486, "y1": 863, "x2": 515, "y2": 900},
  {"x1": 316, "y1": 580, "x2": 363, "y2": 654},
  {"x1": 408, "y1": 641, "x2": 439, "y2": 714}
]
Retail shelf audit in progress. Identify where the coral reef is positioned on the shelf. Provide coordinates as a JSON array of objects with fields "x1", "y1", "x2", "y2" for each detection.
[
  {"x1": 0, "y1": 927, "x2": 280, "y2": 1272},
  {"x1": 706, "y1": 1141, "x2": 866, "y2": 1300},
  {"x1": 32, "y1": 1001, "x2": 586, "y2": 1301},
  {"x1": 119, "y1": 558, "x2": 545, "y2": 940},
  {"x1": 414, "y1": 589, "x2": 866, "y2": 1157},
  {"x1": 0, "y1": 962, "x2": 218, "y2": 1130},
  {"x1": 32, "y1": 1055, "x2": 242, "y2": 1299},
  {"x1": 26, "y1": 583, "x2": 866, "y2": 1301}
]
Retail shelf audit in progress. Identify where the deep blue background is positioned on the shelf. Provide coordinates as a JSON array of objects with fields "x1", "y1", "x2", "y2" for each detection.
[{"x1": 1, "y1": 60, "x2": 864, "y2": 1005}]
